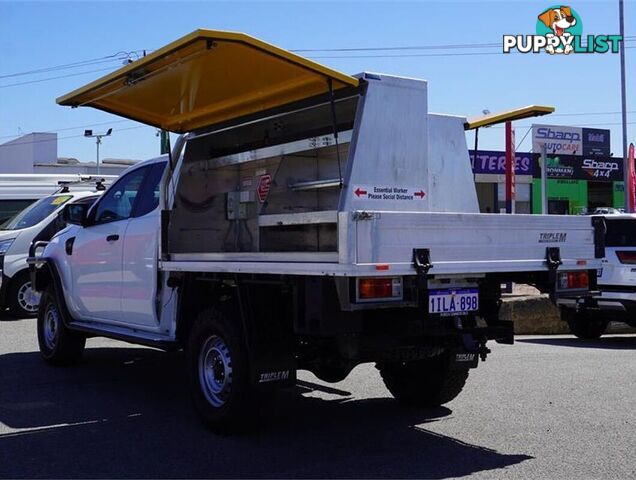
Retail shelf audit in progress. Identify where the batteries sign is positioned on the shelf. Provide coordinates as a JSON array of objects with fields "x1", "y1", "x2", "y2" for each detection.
[{"x1": 353, "y1": 185, "x2": 426, "y2": 201}]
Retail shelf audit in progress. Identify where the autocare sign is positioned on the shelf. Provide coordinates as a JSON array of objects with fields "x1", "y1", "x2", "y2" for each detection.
[
  {"x1": 256, "y1": 174, "x2": 272, "y2": 203},
  {"x1": 532, "y1": 124, "x2": 582, "y2": 155},
  {"x1": 352, "y1": 185, "x2": 426, "y2": 201}
]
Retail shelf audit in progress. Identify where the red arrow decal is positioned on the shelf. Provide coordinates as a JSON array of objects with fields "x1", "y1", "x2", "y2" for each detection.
[
  {"x1": 354, "y1": 187, "x2": 368, "y2": 197},
  {"x1": 414, "y1": 190, "x2": 426, "y2": 198}
]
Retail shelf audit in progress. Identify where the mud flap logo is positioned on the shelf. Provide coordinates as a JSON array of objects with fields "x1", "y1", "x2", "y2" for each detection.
[
  {"x1": 455, "y1": 353, "x2": 476, "y2": 362},
  {"x1": 259, "y1": 370, "x2": 290, "y2": 383}
]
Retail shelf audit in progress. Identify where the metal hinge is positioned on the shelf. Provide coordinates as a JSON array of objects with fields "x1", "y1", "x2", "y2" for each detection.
[
  {"x1": 546, "y1": 247, "x2": 562, "y2": 303},
  {"x1": 413, "y1": 248, "x2": 433, "y2": 276}
]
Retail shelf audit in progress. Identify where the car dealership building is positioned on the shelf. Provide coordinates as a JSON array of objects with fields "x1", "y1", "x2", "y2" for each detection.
[{"x1": 471, "y1": 126, "x2": 624, "y2": 215}]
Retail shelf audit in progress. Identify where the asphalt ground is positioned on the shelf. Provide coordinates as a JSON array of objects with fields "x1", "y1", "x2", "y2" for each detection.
[{"x1": 0, "y1": 316, "x2": 634, "y2": 479}]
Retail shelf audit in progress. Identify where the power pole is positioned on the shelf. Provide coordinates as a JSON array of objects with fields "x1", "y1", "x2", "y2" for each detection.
[
  {"x1": 160, "y1": 130, "x2": 170, "y2": 155},
  {"x1": 619, "y1": 0, "x2": 629, "y2": 210}
]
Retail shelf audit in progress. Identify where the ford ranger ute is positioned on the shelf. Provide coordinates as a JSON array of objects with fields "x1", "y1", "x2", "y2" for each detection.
[{"x1": 29, "y1": 30, "x2": 603, "y2": 432}]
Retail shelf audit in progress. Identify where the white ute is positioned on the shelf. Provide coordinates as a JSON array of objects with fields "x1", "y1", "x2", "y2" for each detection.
[
  {"x1": 29, "y1": 30, "x2": 604, "y2": 432},
  {"x1": 561, "y1": 214, "x2": 636, "y2": 338}
]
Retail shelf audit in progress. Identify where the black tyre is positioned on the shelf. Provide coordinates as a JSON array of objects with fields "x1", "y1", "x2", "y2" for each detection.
[
  {"x1": 187, "y1": 306, "x2": 253, "y2": 433},
  {"x1": 562, "y1": 308, "x2": 608, "y2": 339},
  {"x1": 8, "y1": 271, "x2": 41, "y2": 318},
  {"x1": 37, "y1": 286, "x2": 85, "y2": 365},
  {"x1": 377, "y1": 352, "x2": 469, "y2": 407}
]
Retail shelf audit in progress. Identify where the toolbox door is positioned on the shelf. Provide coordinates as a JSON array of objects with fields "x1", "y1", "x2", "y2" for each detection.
[{"x1": 57, "y1": 29, "x2": 359, "y2": 133}]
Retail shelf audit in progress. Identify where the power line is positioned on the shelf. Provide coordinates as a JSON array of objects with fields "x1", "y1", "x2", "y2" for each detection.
[
  {"x1": 490, "y1": 121, "x2": 636, "y2": 129},
  {"x1": 0, "y1": 125, "x2": 150, "y2": 147},
  {"x1": 0, "y1": 119, "x2": 133, "y2": 140},
  {"x1": 3, "y1": 36, "x2": 633, "y2": 82},
  {"x1": 293, "y1": 37, "x2": 636, "y2": 52},
  {"x1": 549, "y1": 110, "x2": 636, "y2": 117},
  {"x1": 0, "y1": 66, "x2": 120, "y2": 89},
  {"x1": 292, "y1": 42, "x2": 502, "y2": 52},
  {"x1": 0, "y1": 50, "x2": 148, "y2": 80},
  {"x1": 310, "y1": 45, "x2": 636, "y2": 59}
]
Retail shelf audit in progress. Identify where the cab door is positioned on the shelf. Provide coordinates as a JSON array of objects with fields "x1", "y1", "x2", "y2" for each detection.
[
  {"x1": 69, "y1": 166, "x2": 151, "y2": 323},
  {"x1": 121, "y1": 162, "x2": 167, "y2": 328}
]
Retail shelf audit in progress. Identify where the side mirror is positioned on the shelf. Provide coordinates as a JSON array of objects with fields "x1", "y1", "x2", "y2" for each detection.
[{"x1": 62, "y1": 203, "x2": 90, "y2": 226}]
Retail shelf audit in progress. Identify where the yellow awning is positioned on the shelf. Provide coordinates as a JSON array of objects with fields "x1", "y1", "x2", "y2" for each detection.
[
  {"x1": 57, "y1": 29, "x2": 359, "y2": 133},
  {"x1": 465, "y1": 105, "x2": 555, "y2": 130}
]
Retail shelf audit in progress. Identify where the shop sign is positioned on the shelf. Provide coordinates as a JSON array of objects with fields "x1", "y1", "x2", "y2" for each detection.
[
  {"x1": 582, "y1": 128, "x2": 611, "y2": 157},
  {"x1": 470, "y1": 150, "x2": 533, "y2": 175},
  {"x1": 532, "y1": 124, "x2": 582, "y2": 155},
  {"x1": 534, "y1": 154, "x2": 623, "y2": 182}
]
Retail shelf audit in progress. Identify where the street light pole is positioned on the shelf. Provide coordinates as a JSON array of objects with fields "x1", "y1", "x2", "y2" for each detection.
[{"x1": 619, "y1": 0, "x2": 629, "y2": 211}]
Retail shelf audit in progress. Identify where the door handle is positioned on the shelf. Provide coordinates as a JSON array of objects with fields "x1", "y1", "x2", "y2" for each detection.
[{"x1": 106, "y1": 234, "x2": 119, "y2": 242}]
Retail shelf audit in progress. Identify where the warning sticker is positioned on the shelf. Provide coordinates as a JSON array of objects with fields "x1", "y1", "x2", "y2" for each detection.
[
  {"x1": 352, "y1": 185, "x2": 425, "y2": 201},
  {"x1": 257, "y1": 174, "x2": 272, "y2": 203}
]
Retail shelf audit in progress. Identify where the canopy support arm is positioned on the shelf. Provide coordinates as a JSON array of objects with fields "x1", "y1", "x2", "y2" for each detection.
[{"x1": 327, "y1": 78, "x2": 343, "y2": 188}]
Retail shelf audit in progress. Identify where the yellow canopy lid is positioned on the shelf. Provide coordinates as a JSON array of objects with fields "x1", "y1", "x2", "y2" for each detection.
[{"x1": 57, "y1": 29, "x2": 359, "y2": 133}]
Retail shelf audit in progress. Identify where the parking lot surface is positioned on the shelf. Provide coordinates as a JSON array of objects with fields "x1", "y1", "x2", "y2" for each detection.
[{"x1": 1, "y1": 316, "x2": 634, "y2": 479}]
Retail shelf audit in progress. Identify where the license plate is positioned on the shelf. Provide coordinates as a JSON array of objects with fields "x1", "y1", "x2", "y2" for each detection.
[{"x1": 429, "y1": 288, "x2": 479, "y2": 315}]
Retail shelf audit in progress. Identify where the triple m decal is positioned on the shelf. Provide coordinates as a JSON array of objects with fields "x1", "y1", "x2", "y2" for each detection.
[{"x1": 503, "y1": 5, "x2": 622, "y2": 55}]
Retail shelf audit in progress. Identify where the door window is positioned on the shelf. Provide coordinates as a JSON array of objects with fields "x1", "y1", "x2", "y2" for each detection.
[
  {"x1": 92, "y1": 167, "x2": 149, "y2": 224},
  {"x1": 133, "y1": 162, "x2": 167, "y2": 218}
]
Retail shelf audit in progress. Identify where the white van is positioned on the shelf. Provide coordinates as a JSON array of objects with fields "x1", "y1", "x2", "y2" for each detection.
[{"x1": 0, "y1": 190, "x2": 103, "y2": 317}]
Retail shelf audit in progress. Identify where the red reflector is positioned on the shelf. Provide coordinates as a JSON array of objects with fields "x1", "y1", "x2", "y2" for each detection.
[
  {"x1": 616, "y1": 251, "x2": 636, "y2": 264},
  {"x1": 375, "y1": 264, "x2": 390, "y2": 271}
]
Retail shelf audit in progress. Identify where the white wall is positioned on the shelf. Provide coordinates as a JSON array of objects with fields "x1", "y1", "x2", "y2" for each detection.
[
  {"x1": 0, "y1": 133, "x2": 134, "y2": 176},
  {"x1": 0, "y1": 133, "x2": 57, "y2": 173}
]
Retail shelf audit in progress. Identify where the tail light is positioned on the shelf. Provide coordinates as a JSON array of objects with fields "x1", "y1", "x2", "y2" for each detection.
[
  {"x1": 616, "y1": 251, "x2": 636, "y2": 264},
  {"x1": 558, "y1": 271, "x2": 589, "y2": 290},
  {"x1": 357, "y1": 277, "x2": 403, "y2": 301}
]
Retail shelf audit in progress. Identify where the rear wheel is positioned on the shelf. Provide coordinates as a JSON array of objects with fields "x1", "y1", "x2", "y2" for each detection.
[
  {"x1": 37, "y1": 286, "x2": 85, "y2": 365},
  {"x1": 8, "y1": 271, "x2": 41, "y2": 318},
  {"x1": 187, "y1": 306, "x2": 253, "y2": 433},
  {"x1": 563, "y1": 308, "x2": 608, "y2": 339},
  {"x1": 377, "y1": 352, "x2": 469, "y2": 407}
]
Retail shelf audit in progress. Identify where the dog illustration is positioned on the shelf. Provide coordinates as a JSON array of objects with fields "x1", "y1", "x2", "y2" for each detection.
[{"x1": 538, "y1": 6, "x2": 577, "y2": 54}]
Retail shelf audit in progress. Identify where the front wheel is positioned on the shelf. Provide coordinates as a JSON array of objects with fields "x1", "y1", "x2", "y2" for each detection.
[
  {"x1": 37, "y1": 286, "x2": 85, "y2": 365},
  {"x1": 377, "y1": 352, "x2": 469, "y2": 407},
  {"x1": 562, "y1": 308, "x2": 608, "y2": 339},
  {"x1": 8, "y1": 271, "x2": 41, "y2": 318},
  {"x1": 187, "y1": 306, "x2": 253, "y2": 433}
]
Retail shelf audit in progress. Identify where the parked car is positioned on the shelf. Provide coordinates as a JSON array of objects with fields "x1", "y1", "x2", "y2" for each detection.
[
  {"x1": 1, "y1": 190, "x2": 102, "y2": 317},
  {"x1": 592, "y1": 207, "x2": 621, "y2": 215},
  {"x1": 561, "y1": 214, "x2": 636, "y2": 338},
  {"x1": 0, "y1": 174, "x2": 115, "y2": 225}
]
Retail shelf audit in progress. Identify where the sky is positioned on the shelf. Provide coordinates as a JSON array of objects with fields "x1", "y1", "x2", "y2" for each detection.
[{"x1": 0, "y1": 0, "x2": 634, "y2": 163}]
